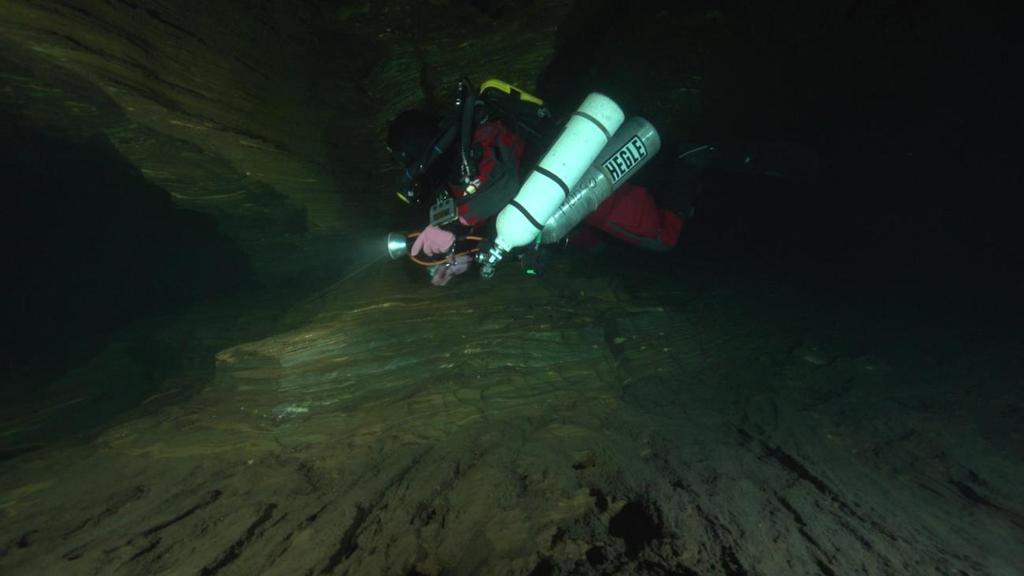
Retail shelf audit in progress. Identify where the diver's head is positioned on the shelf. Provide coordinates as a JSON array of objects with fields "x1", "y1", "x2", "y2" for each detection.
[
  {"x1": 386, "y1": 109, "x2": 441, "y2": 170},
  {"x1": 386, "y1": 109, "x2": 447, "y2": 205}
]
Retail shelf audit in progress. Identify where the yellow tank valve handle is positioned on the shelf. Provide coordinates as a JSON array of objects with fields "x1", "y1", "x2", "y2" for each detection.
[{"x1": 479, "y1": 79, "x2": 545, "y2": 106}]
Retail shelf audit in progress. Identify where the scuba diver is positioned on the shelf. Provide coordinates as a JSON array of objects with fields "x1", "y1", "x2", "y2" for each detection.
[{"x1": 384, "y1": 78, "x2": 684, "y2": 285}]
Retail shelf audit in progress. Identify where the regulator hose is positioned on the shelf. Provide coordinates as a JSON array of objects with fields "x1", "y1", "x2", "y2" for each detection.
[{"x1": 457, "y1": 78, "x2": 477, "y2": 185}]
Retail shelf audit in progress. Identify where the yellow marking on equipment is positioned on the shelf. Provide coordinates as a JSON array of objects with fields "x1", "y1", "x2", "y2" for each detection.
[{"x1": 479, "y1": 78, "x2": 544, "y2": 106}]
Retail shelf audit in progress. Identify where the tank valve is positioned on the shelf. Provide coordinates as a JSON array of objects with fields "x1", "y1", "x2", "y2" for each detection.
[{"x1": 476, "y1": 244, "x2": 506, "y2": 278}]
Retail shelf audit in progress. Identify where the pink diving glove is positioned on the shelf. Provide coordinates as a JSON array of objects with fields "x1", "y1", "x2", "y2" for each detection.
[
  {"x1": 411, "y1": 225, "x2": 455, "y2": 257},
  {"x1": 431, "y1": 254, "x2": 473, "y2": 286}
]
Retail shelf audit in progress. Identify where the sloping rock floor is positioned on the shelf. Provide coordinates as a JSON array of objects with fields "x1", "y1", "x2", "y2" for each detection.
[{"x1": 1, "y1": 253, "x2": 1022, "y2": 575}]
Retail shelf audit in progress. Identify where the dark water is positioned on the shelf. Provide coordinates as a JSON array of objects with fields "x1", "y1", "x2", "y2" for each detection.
[
  {"x1": 538, "y1": 0, "x2": 1023, "y2": 332},
  {"x1": 0, "y1": 113, "x2": 257, "y2": 455},
  {"x1": 1, "y1": 113, "x2": 253, "y2": 390}
]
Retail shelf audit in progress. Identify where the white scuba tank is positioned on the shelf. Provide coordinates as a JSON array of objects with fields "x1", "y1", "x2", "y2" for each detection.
[{"x1": 478, "y1": 92, "x2": 624, "y2": 277}]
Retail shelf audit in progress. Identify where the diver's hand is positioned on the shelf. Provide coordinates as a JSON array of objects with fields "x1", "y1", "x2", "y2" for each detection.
[
  {"x1": 411, "y1": 225, "x2": 455, "y2": 257},
  {"x1": 431, "y1": 254, "x2": 473, "y2": 286}
]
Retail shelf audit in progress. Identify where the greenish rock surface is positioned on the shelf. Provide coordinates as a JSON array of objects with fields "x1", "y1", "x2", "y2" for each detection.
[{"x1": 2, "y1": 254, "x2": 1023, "y2": 574}]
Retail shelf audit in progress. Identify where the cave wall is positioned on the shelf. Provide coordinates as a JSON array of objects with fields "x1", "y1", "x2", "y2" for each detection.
[
  {"x1": 0, "y1": 0, "x2": 575, "y2": 240},
  {"x1": 0, "y1": 1, "x2": 361, "y2": 240},
  {"x1": 0, "y1": 0, "x2": 576, "y2": 446}
]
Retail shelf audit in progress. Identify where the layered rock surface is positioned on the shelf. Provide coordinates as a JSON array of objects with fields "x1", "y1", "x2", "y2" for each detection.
[{"x1": 2, "y1": 258, "x2": 1021, "y2": 575}]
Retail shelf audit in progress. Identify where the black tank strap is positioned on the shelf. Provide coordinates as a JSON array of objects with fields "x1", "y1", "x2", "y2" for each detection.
[
  {"x1": 572, "y1": 110, "x2": 611, "y2": 141},
  {"x1": 508, "y1": 200, "x2": 545, "y2": 230},
  {"x1": 534, "y1": 166, "x2": 570, "y2": 200}
]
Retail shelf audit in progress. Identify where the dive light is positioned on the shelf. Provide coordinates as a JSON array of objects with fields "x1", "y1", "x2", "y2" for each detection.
[{"x1": 386, "y1": 232, "x2": 412, "y2": 260}]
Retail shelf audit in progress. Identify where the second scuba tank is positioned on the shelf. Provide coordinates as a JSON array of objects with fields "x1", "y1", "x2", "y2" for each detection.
[{"x1": 540, "y1": 116, "x2": 661, "y2": 244}]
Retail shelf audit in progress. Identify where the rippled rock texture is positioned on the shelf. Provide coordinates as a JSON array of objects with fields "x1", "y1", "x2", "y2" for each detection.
[{"x1": 2, "y1": 257, "x2": 1021, "y2": 575}]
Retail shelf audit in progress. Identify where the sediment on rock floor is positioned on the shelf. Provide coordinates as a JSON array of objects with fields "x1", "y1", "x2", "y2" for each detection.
[{"x1": 1, "y1": 257, "x2": 1021, "y2": 575}]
